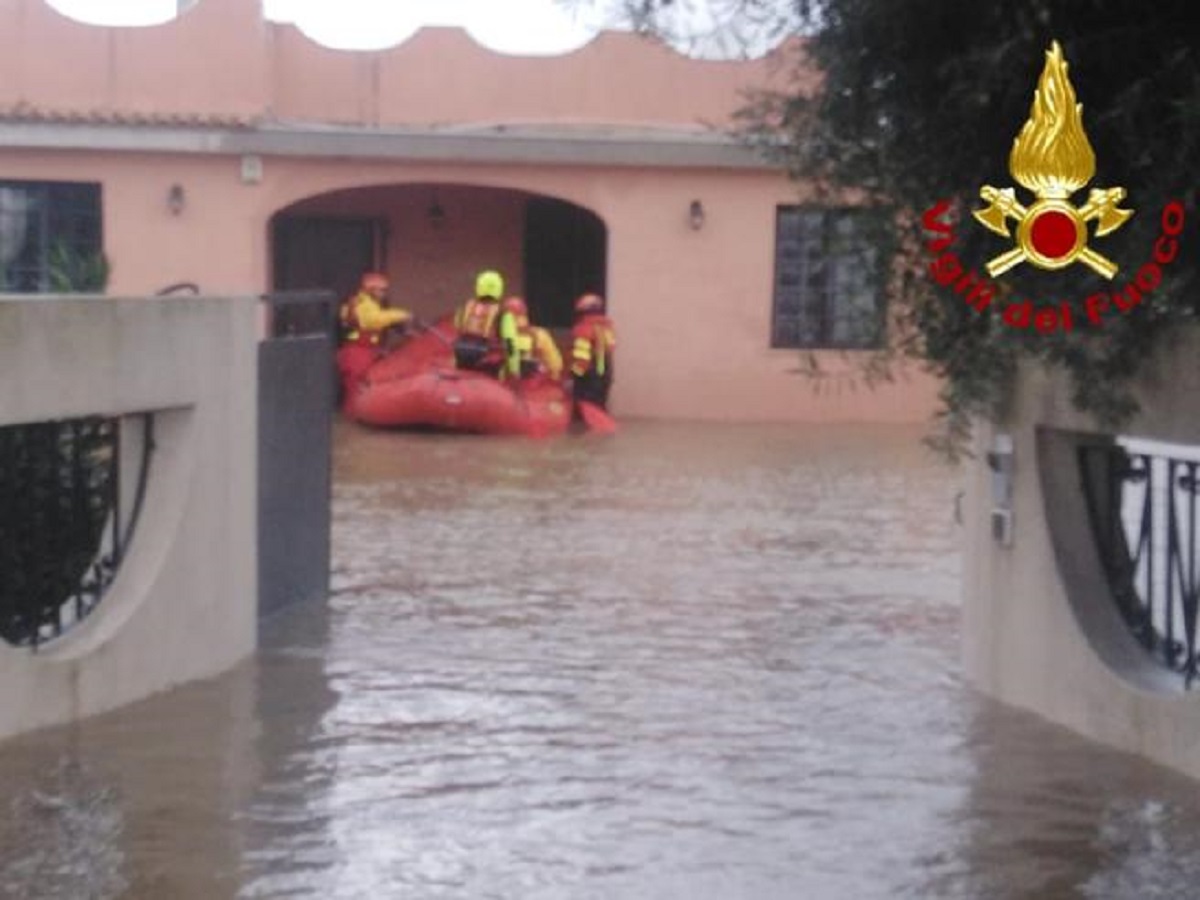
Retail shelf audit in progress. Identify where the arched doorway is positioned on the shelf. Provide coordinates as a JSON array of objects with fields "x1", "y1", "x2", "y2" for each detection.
[{"x1": 269, "y1": 183, "x2": 606, "y2": 331}]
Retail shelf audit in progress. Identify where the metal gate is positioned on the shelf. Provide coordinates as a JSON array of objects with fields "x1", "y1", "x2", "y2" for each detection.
[{"x1": 257, "y1": 290, "x2": 336, "y2": 618}]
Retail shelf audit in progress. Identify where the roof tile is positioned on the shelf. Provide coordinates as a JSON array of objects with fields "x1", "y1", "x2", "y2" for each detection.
[{"x1": 0, "y1": 103, "x2": 258, "y2": 128}]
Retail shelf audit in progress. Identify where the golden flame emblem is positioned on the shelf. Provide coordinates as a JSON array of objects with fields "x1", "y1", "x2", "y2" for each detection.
[{"x1": 973, "y1": 41, "x2": 1132, "y2": 278}]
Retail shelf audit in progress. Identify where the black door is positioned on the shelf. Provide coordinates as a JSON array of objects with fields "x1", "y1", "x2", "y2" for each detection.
[
  {"x1": 523, "y1": 198, "x2": 607, "y2": 328},
  {"x1": 272, "y1": 216, "x2": 383, "y2": 334}
]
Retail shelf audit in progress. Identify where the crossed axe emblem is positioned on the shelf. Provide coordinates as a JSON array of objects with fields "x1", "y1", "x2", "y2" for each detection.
[{"x1": 973, "y1": 185, "x2": 1132, "y2": 279}]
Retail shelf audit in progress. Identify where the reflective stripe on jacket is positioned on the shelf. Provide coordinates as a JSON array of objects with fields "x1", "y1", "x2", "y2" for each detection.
[
  {"x1": 340, "y1": 291, "x2": 409, "y2": 346},
  {"x1": 455, "y1": 297, "x2": 502, "y2": 340},
  {"x1": 532, "y1": 327, "x2": 563, "y2": 380},
  {"x1": 501, "y1": 319, "x2": 564, "y2": 381},
  {"x1": 570, "y1": 314, "x2": 616, "y2": 377}
]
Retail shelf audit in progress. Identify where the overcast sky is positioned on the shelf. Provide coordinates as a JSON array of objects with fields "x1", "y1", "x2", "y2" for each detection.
[
  {"x1": 45, "y1": 0, "x2": 788, "y2": 57},
  {"x1": 46, "y1": 0, "x2": 611, "y2": 54}
]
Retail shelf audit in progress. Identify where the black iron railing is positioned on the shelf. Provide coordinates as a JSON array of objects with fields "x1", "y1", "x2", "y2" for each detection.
[
  {"x1": 0, "y1": 414, "x2": 154, "y2": 648},
  {"x1": 1079, "y1": 442, "x2": 1200, "y2": 686}
]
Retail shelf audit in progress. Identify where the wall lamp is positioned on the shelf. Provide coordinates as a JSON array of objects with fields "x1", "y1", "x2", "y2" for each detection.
[
  {"x1": 688, "y1": 199, "x2": 705, "y2": 231},
  {"x1": 167, "y1": 183, "x2": 186, "y2": 216}
]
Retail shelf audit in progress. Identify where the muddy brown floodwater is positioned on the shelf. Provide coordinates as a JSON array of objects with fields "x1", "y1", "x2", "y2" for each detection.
[{"x1": 4, "y1": 420, "x2": 1200, "y2": 899}]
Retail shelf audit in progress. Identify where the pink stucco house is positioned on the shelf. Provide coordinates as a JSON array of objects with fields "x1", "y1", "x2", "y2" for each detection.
[{"x1": 0, "y1": 0, "x2": 937, "y2": 422}]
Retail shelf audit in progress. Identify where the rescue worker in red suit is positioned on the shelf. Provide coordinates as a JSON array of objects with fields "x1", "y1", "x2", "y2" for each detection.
[
  {"x1": 453, "y1": 270, "x2": 507, "y2": 374},
  {"x1": 499, "y1": 296, "x2": 563, "y2": 381},
  {"x1": 569, "y1": 293, "x2": 616, "y2": 410},
  {"x1": 336, "y1": 272, "x2": 411, "y2": 406}
]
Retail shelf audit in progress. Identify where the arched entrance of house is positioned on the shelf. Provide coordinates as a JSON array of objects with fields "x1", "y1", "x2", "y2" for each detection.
[
  {"x1": 261, "y1": 184, "x2": 607, "y2": 611},
  {"x1": 269, "y1": 183, "x2": 607, "y2": 333}
]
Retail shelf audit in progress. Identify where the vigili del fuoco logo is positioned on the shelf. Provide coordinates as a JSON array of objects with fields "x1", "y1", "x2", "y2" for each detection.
[{"x1": 922, "y1": 40, "x2": 1186, "y2": 334}]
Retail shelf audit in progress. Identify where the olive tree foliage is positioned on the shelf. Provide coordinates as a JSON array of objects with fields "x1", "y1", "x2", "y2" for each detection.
[{"x1": 563, "y1": 0, "x2": 1200, "y2": 453}]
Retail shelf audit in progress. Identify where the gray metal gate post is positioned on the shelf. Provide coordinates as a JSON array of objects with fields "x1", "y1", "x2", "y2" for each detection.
[{"x1": 257, "y1": 290, "x2": 336, "y2": 618}]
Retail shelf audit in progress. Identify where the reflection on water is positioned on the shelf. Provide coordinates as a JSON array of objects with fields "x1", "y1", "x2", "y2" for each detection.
[{"x1": 3, "y1": 420, "x2": 1200, "y2": 899}]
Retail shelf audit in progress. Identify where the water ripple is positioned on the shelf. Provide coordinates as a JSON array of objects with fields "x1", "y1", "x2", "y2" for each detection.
[{"x1": 4, "y1": 422, "x2": 1200, "y2": 898}]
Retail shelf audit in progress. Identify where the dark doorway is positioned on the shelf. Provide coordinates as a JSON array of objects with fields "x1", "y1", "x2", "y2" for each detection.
[
  {"x1": 523, "y1": 198, "x2": 607, "y2": 329},
  {"x1": 272, "y1": 216, "x2": 384, "y2": 326}
]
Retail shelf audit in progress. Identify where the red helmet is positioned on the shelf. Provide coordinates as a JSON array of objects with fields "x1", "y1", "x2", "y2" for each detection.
[
  {"x1": 502, "y1": 296, "x2": 528, "y2": 317},
  {"x1": 574, "y1": 293, "x2": 604, "y2": 314},
  {"x1": 360, "y1": 272, "x2": 389, "y2": 294}
]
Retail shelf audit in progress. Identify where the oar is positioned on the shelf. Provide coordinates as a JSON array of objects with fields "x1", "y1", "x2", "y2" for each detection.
[
  {"x1": 577, "y1": 400, "x2": 617, "y2": 434},
  {"x1": 410, "y1": 317, "x2": 456, "y2": 350}
]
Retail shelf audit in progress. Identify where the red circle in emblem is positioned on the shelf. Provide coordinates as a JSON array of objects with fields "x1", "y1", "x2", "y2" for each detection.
[{"x1": 1029, "y1": 210, "x2": 1078, "y2": 259}]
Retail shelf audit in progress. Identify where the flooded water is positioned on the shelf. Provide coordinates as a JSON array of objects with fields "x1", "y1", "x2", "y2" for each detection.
[{"x1": 4, "y1": 420, "x2": 1200, "y2": 899}]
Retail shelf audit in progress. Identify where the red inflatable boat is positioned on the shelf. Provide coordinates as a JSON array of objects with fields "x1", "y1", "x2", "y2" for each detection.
[{"x1": 346, "y1": 319, "x2": 573, "y2": 437}]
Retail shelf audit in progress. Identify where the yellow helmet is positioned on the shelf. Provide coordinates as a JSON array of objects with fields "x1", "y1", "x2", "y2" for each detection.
[{"x1": 475, "y1": 270, "x2": 504, "y2": 300}]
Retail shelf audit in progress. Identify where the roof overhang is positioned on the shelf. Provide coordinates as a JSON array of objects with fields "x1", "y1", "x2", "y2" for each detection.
[{"x1": 0, "y1": 120, "x2": 781, "y2": 170}]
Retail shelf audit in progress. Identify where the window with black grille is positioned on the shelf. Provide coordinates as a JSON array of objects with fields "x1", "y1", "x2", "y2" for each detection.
[
  {"x1": 1, "y1": 418, "x2": 117, "y2": 647},
  {"x1": 771, "y1": 206, "x2": 885, "y2": 350},
  {"x1": 0, "y1": 181, "x2": 103, "y2": 293}
]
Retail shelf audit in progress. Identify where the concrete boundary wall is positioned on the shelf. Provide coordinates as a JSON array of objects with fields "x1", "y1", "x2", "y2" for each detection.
[
  {"x1": 0, "y1": 294, "x2": 257, "y2": 740},
  {"x1": 962, "y1": 325, "x2": 1200, "y2": 779}
]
